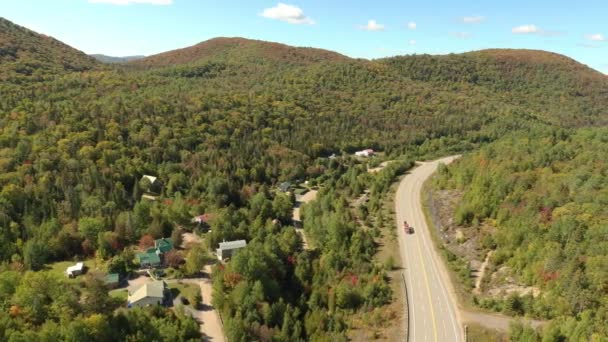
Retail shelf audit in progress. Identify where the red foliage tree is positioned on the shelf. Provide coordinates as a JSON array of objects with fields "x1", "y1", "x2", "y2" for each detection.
[
  {"x1": 139, "y1": 234, "x2": 155, "y2": 250},
  {"x1": 164, "y1": 250, "x2": 184, "y2": 268}
]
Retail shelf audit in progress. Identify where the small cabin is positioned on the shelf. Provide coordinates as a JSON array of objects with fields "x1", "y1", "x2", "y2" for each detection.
[
  {"x1": 355, "y1": 149, "x2": 375, "y2": 157},
  {"x1": 66, "y1": 262, "x2": 84, "y2": 278},
  {"x1": 216, "y1": 240, "x2": 247, "y2": 261},
  {"x1": 278, "y1": 182, "x2": 292, "y2": 193},
  {"x1": 104, "y1": 273, "x2": 120, "y2": 289},
  {"x1": 140, "y1": 175, "x2": 162, "y2": 194}
]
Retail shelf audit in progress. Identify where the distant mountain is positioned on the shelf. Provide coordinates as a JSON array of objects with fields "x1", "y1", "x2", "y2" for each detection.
[
  {"x1": 0, "y1": 17, "x2": 98, "y2": 82},
  {"x1": 382, "y1": 48, "x2": 608, "y2": 126},
  {"x1": 131, "y1": 37, "x2": 349, "y2": 67},
  {"x1": 90, "y1": 54, "x2": 145, "y2": 63}
]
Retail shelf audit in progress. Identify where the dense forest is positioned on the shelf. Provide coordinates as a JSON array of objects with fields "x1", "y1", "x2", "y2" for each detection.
[
  {"x1": 433, "y1": 127, "x2": 608, "y2": 340},
  {"x1": 1, "y1": 16, "x2": 608, "y2": 340}
]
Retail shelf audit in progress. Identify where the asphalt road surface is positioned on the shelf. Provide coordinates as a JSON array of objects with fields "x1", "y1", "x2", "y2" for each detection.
[{"x1": 395, "y1": 156, "x2": 463, "y2": 342}]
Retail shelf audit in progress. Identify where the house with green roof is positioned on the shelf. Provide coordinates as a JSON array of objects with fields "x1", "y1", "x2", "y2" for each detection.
[
  {"x1": 154, "y1": 238, "x2": 173, "y2": 253},
  {"x1": 104, "y1": 273, "x2": 120, "y2": 289},
  {"x1": 135, "y1": 237, "x2": 173, "y2": 269},
  {"x1": 136, "y1": 251, "x2": 161, "y2": 268}
]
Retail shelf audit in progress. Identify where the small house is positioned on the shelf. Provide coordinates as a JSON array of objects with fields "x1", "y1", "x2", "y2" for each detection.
[
  {"x1": 128, "y1": 280, "x2": 168, "y2": 308},
  {"x1": 104, "y1": 273, "x2": 120, "y2": 289},
  {"x1": 141, "y1": 175, "x2": 158, "y2": 186},
  {"x1": 154, "y1": 238, "x2": 173, "y2": 254},
  {"x1": 191, "y1": 213, "x2": 213, "y2": 225},
  {"x1": 355, "y1": 149, "x2": 375, "y2": 157},
  {"x1": 136, "y1": 251, "x2": 161, "y2": 268},
  {"x1": 278, "y1": 182, "x2": 292, "y2": 193},
  {"x1": 140, "y1": 175, "x2": 162, "y2": 194},
  {"x1": 216, "y1": 240, "x2": 247, "y2": 261},
  {"x1": 66, "y1": 262, "x2": 84, "y2": 278}
]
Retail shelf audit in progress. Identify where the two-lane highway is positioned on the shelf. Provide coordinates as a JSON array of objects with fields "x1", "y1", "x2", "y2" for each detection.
[{"x1": 396, "y1": 156, "x2": 462, "y2": 342}]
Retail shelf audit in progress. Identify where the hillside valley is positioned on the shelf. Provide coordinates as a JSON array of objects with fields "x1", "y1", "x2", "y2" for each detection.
[{"x1": 0, "y1": 16, "x2": 607, "y2": 341}]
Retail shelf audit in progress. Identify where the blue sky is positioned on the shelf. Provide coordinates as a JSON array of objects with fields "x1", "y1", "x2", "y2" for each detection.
[{"x1": 3, "y1": 0, "x2": 607, "y2": 73}]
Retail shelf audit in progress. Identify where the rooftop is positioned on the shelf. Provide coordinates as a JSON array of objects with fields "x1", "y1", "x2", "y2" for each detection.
[
  {"x1": 192, "y1": 213, "x2": 214, "y2": 224},
  {"x1": 136, "y1": 251, "x2": 161, "y2": 265},
  {"x1": 142, "y1": 175, "x2": 158, "y2": 184},
  {"x1": 66, "y1": 262, "x2": 84, "y2": 273},
  {"x1": 154, "y1": 237, "x2": 173, "y2": 253},
  {"x1": 104, "y1": 273, "x2": 119, "y2": 283},
  {"x1": 218, "y1": 239, "x2": 247, "y2": 250},
  {"x1": 128, "y1": 280, "x2": 166, "y2": 303}
]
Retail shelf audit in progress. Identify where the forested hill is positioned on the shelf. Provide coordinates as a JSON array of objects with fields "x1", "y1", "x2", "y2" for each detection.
[
  {"x1": 130, "y1": 37, "x2": 350, "y2": 67},
  {"x1": 382, "y1": 49, "x2": 608, "y2": 127},
  {"x1": 0, "y1": 17, "x2": 98, "y2": 82},
  {"x1": 1, "y1": 16, "x2": 608, "y2": 340},
  {"x1": 90, "y1": 54, "x2": 145, "y2": 64},
  {"x1": 432, "y1": 127, "x2": 608, "y2": 339}
]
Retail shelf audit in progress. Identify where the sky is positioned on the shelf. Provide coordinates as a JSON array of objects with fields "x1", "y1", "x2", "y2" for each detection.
[{"x1": 2, "y1": 0, "x2": 607, "y2": 73}]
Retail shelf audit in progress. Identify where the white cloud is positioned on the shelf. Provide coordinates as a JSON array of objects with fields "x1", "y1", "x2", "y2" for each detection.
[
  {"x1": 462, "y1": 16, "x2": 485, "y2": 24},
  {"x1": 450, "y1": 32, "x2": 471, "y2": 39},
  {"x1": 407, "y1": 22, "x2": 417, "y2": 30},
  {"x1": 88, "y1": 0, "x2": 172, "y2": 5},
  {"x1": 586, "y1": 33, "x2": 606, "y2": 41},
  {"x1": 511, "y1": 24, "x2": 564, "y2": 37},
  {"x1": 360, "y1": 19, "x2": 385, "y2": 31},
  {"x1": 409, "y1": 39, "x2": 416, "y2": 45},
  {"x1": 260, "y1": 3, "x2": 315, "y2": 25},
  {"x1": 512, "y1": 24, "x2": 539, "y2": 34}
]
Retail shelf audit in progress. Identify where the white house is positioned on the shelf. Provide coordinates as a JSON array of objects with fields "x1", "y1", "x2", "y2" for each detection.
[
  {"x1": 141, "y1": 175, "x2": 158, "y2": 185},
  {"x1": 128, "y1": 280, "x2": 168, "y2": 308},
  {"x1": 355, "y1": 149, "x2": 375, "y2": 157},
  {"x1": 216, "y1": 240, "x2": 247, "y2": 261},
  {"x1": 66, "y1": 262, "x2": 84, "y2": 278}
]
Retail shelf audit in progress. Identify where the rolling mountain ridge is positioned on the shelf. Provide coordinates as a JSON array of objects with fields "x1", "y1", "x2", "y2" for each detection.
[{"x1": 0, "y1": 17, "x2": 98, "y2": 82}]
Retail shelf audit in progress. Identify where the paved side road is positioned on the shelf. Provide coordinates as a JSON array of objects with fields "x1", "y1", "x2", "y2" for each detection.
[{"x1": 396, "y1": 156, "x2": 463, "y2": 342}]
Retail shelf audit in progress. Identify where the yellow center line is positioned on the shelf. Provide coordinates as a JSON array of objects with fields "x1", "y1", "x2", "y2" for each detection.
[{"x1": 415, "y1": 215, "x2": 438, "y2": 342}]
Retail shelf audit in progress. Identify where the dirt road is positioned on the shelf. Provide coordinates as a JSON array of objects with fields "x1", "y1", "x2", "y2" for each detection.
[
  {"x1": 196, "y1": 265, "x2": 225, "y2": 342},
  {"x1": 292, "y1": 189, "x2": 317, "y2": 250}
]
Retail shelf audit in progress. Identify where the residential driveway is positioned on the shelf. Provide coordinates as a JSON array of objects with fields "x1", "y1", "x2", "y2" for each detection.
[
  {"x1": 129, "y1": 268, "x2": 225, "y2": 341},
  {"x1": 182, "y1": 232, "x2": 202, "y2": 249},
  {"x1": 169, "y1": 266, "x2": 225, "y2": 342},
  {"x1": 292, "y1": 189, "x2": 318, "y2": 250},
  {"x1": 368, "y1": 160, "x2": 393, "y2": 173}
]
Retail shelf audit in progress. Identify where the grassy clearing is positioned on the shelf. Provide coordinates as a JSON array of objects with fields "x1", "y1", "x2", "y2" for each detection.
[
  {"x1": 44, "y1": 259, "x2": 97, "y2": 283},
  {"x1": 466, "y1": 323, "x2": 508, "y2": 342},
  {"x1": 109, "y1": 289, "x2": 128, "y2": 301},
  {"x1": 294, "y1": 187, "x2": 308, "y2": 196},
  {"x1": 169, "y1": 282, "x2": 200, "y2": 305}
]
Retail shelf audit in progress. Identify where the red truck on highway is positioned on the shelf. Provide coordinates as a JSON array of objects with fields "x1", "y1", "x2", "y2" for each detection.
[{"x1": 403, "y1": 220, "x2": 414, "y2": 234}]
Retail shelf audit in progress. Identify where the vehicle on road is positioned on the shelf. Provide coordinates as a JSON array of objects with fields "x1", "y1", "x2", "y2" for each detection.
[{"x1": 403, "y1": 221, "x2": 414, "y2": 234}]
